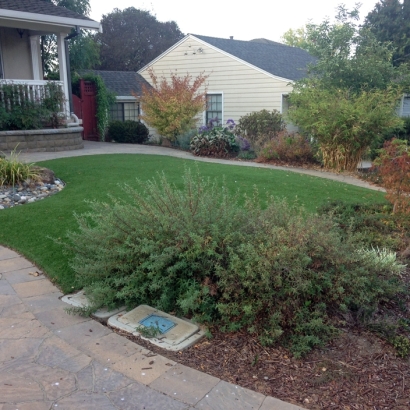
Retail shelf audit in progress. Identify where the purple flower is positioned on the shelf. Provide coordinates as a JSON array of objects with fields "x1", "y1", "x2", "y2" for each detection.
[
  {"x1": 198, "y1": 125, "x2": 209, "y2": 133},
  {"x1": 237, "y1": 136, "x2": 251, "y2": 151},
  {"x1": 226, "y1": 119, "x2": 236, "y2": 130}
]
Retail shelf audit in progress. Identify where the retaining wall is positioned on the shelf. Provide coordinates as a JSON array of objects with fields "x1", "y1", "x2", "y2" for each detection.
[{"x1": 0, "y1": 127, "x2": 84, "y2": 152}]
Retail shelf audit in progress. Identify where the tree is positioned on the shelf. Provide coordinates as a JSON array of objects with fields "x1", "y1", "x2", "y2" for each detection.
[
  {"x1": 140, "y1": 70, "x2": 208, "y2": 141},
  {"x1": 281, "y1": 27, "x2": 310, "y2": 49},
  {"x1": 40, "y1": 0, "x2": 99, "y2": 76},
  {"x1": 288, "y1": 84, "x2": 403, "y2": 171},
  {"x1": 42, "y1": 0, "x2": 90, "y2": 15},
  {"x1": 286, "y1": 5, "x2": 410, "y2": 171},
  {"x1": 299, "y1": 4, "x2": 408, "y2": 92},
  {"x1": 364, "y1": 0, "x2": 410, "y2": 66},
  {"x1": 97, "y1": 8, "x2": 184, "y2": 72}
]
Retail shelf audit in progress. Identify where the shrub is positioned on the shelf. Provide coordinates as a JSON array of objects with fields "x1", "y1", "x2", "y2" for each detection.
[
  {"x1": 318, "y1": 200, "x2": 410, "y2": 254},
  {"x1": 369, "y1": 117, "x2": 410, "y2": 160},
  {"x1": 373, "y1": 139, "x2": 410, "y2": 213},
  {"x1": 288, "y1": 85, "x2": 403, "y2": 171},
  {"x1": 108, "y1": 120, "x2": 149, "y2": 144},
  {"x1": 0, "y1": 147, "x2": 41, "y2": 186},
  {"x1": 190, "y1": 121, "x2": 239, "y2": 157},
  {"x1": 259, "y1": 131, "x2": 316, "y2": 164},
  {"x1": 63, "y1": 168, "x2": 406, "y2": 357},
  {"x1": 0, "y1": 82, "x2": 66, "y2": 131},
  {"x1": 173, "y1": 129, "x2": 197, "y2": 151},
  {"x1": 140, "y1": 69, "x2": 208, "y2": 141},
  {"x1": 236, "y1": 109, "x2": 285, "y2": 142}
]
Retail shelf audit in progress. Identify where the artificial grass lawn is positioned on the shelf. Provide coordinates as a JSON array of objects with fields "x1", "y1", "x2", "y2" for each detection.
[{"x1": 0, "y1": 154, "x2": 386, "y2": 293}]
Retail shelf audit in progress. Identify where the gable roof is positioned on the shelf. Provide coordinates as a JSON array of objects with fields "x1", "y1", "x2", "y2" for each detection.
[
  {"x1": 0, "y1": 0, "x2": 93, "y2": 21},
  {"x1": 78, "y1": 70, "x2": 150, "y2": 97},
  {"x1": 192, "y1": 34, "x2": 316, "y2": 81},
  {"x1": 0, "y1": 0, "x2": 101, "y2": 31}
]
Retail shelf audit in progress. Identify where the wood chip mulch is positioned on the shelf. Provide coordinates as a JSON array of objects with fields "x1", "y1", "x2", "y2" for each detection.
[{"x1": 112, "y1": 321, "x2": 410, "y2": 410}]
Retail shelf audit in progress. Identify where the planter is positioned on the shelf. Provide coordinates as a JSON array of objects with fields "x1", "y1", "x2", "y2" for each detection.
[{"x1": 0, "y1": 127, "x2": 84, "y2": 152}]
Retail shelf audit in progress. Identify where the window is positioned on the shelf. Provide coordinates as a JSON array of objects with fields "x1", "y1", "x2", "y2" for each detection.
[
  {"x1": 109, "y1": 101, "x2": 140, "y2": 121},
  {"x1": 403, "y1": 95, "x2": 410, "y2": 117},
  {"x1": 0, "y1": 37, "x2": 3, "y2": 79},
  {"x1": 206, "y1": 93, "x2": 222, "y2": 125}
]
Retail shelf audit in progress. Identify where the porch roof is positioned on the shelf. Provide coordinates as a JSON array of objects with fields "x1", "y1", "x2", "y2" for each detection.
[{"x1": 0, "y1": 0, "x2": 101, "y2": 33}]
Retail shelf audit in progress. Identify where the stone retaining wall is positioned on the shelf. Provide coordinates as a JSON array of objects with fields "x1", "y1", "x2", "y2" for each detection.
[{"x1": 0, "y1": 127, "x2": 84, "y2": 152}]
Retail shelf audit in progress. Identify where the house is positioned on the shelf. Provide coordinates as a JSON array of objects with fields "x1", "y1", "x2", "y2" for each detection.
[
  {"x1": 77, "y1": 70, "x2": 150, "y2": 122},
  {"x1": 137, "y1": 34, "x2": 316, "y2": 133},
  {"x1": 0, "y1": 0, "x2": 101, "y2": 119}
]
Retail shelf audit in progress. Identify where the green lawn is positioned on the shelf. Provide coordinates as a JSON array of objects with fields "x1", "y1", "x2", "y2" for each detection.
[{"x1": 0, "y1": 154, "x2": 386, "y2": 292}]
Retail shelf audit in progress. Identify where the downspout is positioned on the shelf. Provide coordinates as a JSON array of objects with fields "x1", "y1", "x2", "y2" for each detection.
[{"x1": 64, "y1": 26, "x2": 80, "y2": 115}]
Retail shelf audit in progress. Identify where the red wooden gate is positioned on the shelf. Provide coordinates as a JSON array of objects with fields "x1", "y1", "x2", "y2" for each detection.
[{"x1": 72, "y1": 80, "x2": 99, "y2": 141}]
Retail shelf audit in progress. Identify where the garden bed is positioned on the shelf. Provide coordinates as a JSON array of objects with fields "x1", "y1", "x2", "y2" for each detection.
[{"x1": 0, "y1": 127, "x2": 84, "y2": 152}]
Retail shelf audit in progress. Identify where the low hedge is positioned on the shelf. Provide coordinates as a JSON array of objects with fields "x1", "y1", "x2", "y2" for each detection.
[{"x1": 108, "y1": 120, "x2": 149, "y2": 144}]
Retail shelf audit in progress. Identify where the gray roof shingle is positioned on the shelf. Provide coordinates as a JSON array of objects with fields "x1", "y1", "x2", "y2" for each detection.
[
  {"x1": 0, "y1": 0, "x2": 94, "y2": 22},
  {"x1": 78, "y1": 70, "x2": 150, "y2": 96},
  {"x1": 192, "y1": 34, "x2": 316, "y2": 81}
]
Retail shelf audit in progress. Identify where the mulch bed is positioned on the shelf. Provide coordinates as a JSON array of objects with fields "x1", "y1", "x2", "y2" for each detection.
[{"x1": 112, "y1": 311, "x2": 410, "y2": 409}]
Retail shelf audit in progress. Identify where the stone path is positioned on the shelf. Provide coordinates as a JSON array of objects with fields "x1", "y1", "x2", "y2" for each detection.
[
  {"x1": 0, "y1": 245, "x2": 305, "y2": 410},
  {"x1": 17, "y1": 141, "x2": 383, "y2": 192}
]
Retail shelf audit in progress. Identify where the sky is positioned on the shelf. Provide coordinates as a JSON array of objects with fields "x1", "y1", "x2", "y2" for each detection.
[{"x1": 89, "y1": 0, "x2": 381, "y2": 42}]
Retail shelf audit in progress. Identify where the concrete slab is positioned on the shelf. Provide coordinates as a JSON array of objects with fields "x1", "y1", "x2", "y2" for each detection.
[
  {"x1": 12, "y1": 278, "x2": 60, "y2": 298},
  {"x1": 150, "y1": 364, "x2": 220, "y2": 405},
  {"x1": 0, "y1": 246, "x2": 20, "y2": 261},
  {"x1": 0, "y1": 257, "x2": 33, "y2": 274},
  {"x1": 260, "y1": 396, "x2": 306, "y2": 409},
  {"x1": 61, "y1": 290, "x2": 125, "y2": 321},
  {"x1": 195, "y1": 380, "x2": 265, "y2": 410},
  {"x1": 2, "y1": 267, "x2": 44, "y2": 284},
  {"x1": 108, "y1": 305, "x2": 205, "y2": 351}
]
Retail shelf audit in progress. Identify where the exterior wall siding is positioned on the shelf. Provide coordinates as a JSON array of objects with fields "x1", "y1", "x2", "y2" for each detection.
[
  {"x1": 139, "y1": 37, "x2": 294, "y2": 129},
  {"x1": 0, "y1": 27, "x2": 33, "y2": 80}
]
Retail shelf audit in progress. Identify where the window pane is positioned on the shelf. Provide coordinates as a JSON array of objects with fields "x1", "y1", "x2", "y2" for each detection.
[{"x1": 206, "y1": 94, "x2": 222, "y2": 125}]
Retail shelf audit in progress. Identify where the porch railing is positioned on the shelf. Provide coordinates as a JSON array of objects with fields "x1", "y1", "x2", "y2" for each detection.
[{"x1": 0, "y1": 80, "x2": 65, "y2": 112}]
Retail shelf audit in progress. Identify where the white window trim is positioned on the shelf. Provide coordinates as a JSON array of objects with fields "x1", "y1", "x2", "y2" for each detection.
[
  {"x1": 399, "y1": 93, "x2": 410, "y2": 117},
  {"x1": 280, "y1": 93, "x2": 289, "y2": 114},
  {"x1": 0, "y1": 34, "x2": 4, "y2": 79},
  {"x1": 203, "y1": 91, "x2": 224, "y2": 125}
]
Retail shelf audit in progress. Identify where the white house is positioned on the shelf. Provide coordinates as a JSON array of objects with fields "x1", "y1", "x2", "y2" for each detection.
[
  {"x1": 0, "y1": 0, "x2": 101, "y2": 119},
  {"x1": 138, "y1": 34, "x2": 316, "y2": 133}
]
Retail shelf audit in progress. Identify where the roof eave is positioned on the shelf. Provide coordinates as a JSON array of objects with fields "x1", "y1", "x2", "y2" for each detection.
[
  {"x1": 0, "y1": 9, "x2": 102, "y2": 32},
  {"x1": 137, "y1": 35, "x2": 190, "y2": 74},
  {"x1": 138, "y1": 34, "x2": 295, "y2": 83}
]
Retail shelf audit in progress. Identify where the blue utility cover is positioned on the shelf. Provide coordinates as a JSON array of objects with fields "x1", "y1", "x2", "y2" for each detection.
[{"x1": 139, "y1": 314, "x2": 176, "y2": 334}]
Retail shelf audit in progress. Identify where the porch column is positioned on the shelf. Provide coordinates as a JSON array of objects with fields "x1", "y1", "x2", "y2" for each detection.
[
  {"x1": 57, "y1": 32, "x2": 70, "y2": 117},
  {"x1": 29, "y1": 35, "x2": 42, "y2": 80}
]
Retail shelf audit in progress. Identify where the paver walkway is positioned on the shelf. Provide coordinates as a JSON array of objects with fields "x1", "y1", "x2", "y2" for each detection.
[
  {"x1": 18, "y1": 140, "x2": 383, "y2": 192},
  {"x1": 0, "y1": 245, "x2": 304, "y2": 410}
]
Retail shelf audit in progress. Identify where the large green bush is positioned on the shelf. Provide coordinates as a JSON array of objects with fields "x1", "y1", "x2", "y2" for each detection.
[
  {"x1": 236, "y1": 109, "x2": 285, "y2": 153},
  {"x1": 108, "y1": 120, "x2": 149, "y2": 144},
  {"x1": 0, "y1": 82, "x2": 65, "y2": 130},
  {"x1": 64, "y1": 169, "x2": 406, "y2": 357}
]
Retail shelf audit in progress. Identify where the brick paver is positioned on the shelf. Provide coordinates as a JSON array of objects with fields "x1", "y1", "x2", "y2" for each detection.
[{"x1": 0, "y1": 245, "x2": 305, "y2": 409}]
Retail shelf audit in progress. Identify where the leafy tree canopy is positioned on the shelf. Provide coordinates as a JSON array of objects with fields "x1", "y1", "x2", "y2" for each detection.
[
  {"x1": 285, "y1": 4, "x2": 410, "y2": 171},
  {"x1": 282, "y1": 4, "x2": 410, "y2": 91},
  {"x1": 41, "y1": 0, "x2": 90, "y2": 16},
  {"x1": 140, "y1": 70, "x2": 208, "y2": 141},
  {"x1": 40, "y1": 0, "x2": 99, "y2": 76},
  {"x1": 281, "y1": 27, "x2": 310, "y2": 49},
  {"x1": 363, "y1": 0, "x2": 410, "y2": 66},
  {"x1": 97, "y1": 8, "x2": 184, "y2": 72}
]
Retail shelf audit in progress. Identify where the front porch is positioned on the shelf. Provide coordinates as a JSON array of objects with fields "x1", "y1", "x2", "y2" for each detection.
[{"x1": 0, "y1": 0, "x2": 101, "y2": 125}]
